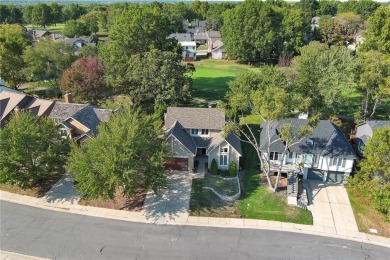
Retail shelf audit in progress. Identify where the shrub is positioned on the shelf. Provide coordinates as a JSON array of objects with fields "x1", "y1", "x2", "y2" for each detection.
[
  {"x1": 229, "y1": 161, "x2": 237, "y2": 176},
  {"x1": 210, "y1": 159, "x2": 218, "y2": 175}
]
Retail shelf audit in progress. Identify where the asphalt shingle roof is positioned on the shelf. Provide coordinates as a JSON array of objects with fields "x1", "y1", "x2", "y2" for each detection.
[
  {"x1": 166, "y1": 121, "x2": 197, "y2": 155},
  {"x1": 366, "y1": 120, "x2": 390, "y2": 130},
  {"x1": 164, "y1": 107, "x2": 225, "y2": 130},
  {"x1": 260, "y1": 119, "x2": 357, "y2": 159}
]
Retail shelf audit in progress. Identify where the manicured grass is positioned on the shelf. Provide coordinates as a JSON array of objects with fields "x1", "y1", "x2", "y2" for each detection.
[
  {"x1": 347, "y1": 185, "x2": 390, "y2": 238},
  {"x1": 202, "y1": 175, "x2": 240, "y2": 197},
  {"x1": 191, "y1": 60, "x2": 256, "y2": 101},
  {"x1": 24, "y1": 23, "x2": 65, "y2": 33},
  {"x1": 100, "y1": 95, "x2": 132, "y2": 110}
]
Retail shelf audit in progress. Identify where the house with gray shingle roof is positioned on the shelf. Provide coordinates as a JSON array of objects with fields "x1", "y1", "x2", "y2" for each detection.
[
  {"x1": 260, "y1": 119, "x2": 357, "y2": 183},
  {"x1": 49, "y1": 95, "x2": 113, "y2": 142},
  {"x1": 354, "y1": 120, "x2": 390, "y2": 156},
  {"x1": 164, "y1": 107, "x2": 242, "y2": 172}
]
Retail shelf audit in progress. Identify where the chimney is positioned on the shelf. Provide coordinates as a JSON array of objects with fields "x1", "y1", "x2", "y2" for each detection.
[{"x1": 64, "y1": 93, "x2": 73, "y2": 103}]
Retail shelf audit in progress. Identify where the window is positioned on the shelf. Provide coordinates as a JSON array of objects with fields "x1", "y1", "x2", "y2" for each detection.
[
  {"x1": 341, "y1": 158, "x2": 346, "y2": 168},
  {"x1": 313, "y1": 154, "x2": 319, "y2": 164},
  {"x1": 191, "y1": 129, "x2": 198, "y2": 135},
  {"x1": 337, "y1": 157, "x2": 342, "y2": 166},
  {"x1": 306, "y1": 138, "x2": 314, "y2": 145},
  {"x1": 220, "y1": 147, "x2": 228, "y2": 153},
  {"x1": 288, "y1": 152, "x2": 294, "y2": 159},
  {"x1": 330, "y1": 157, "x2": 339, "y2": 166},
  {"x1": 269, "y1": 152, "x2": 279, "y2": 161},
  {"x1": 201, "y1": 129, "x2": 209, "y2": 135},
  {"x1": 60, "y1": 129, "x2": 67, "y2": 137},
  {"x1": 220, "y1": 154, "x2": 228, "y2": 165}
]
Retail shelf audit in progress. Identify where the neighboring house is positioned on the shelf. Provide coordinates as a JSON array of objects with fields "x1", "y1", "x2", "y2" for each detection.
[
  {"x1": 48, "y1": 94, "x2": 113, "y2": 142},
  {"x1": 163, "y1": 107, "x2": 242, "y2": 172},
  {"x1": 0, "y1": 88, "x2": 54, "y2": 128},
  {"x1": 354, "y1": 120, "x2": 390, "y2": 156},
  {"x1": 181, "y1": 41, "x2": 197, "y2": 61},
  {"x1": 211, "y1": 40, "x2": 226, "y2": 60},
  {"x1": 206, "y1": 31, "x2": 221, "y2": 52},
  {"x1": 260, "y1": 119, "x2": 357, "y2": 183},
  {"x1": 28, "y1": 29, "x2": 51, "y2": 43},
  {"x1": 168, "y1": 34, "x2": 197, "y2": 61}
]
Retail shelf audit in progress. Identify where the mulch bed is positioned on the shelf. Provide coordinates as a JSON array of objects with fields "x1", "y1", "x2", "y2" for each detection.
[
  {"x1": 0, "y1": 172, "x2": 63, "y2": 198},
  {"x1": 259, "y1": 173, "x2": 288, "y2": 199},
  {"x1": 79, "y1": 188, "x2": 146, "y2": 212}
]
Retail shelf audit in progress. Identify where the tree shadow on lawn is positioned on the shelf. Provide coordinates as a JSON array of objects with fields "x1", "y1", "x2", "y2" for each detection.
[{"x1": 192, "y1": 76, "x2": 235, "y2": 100}]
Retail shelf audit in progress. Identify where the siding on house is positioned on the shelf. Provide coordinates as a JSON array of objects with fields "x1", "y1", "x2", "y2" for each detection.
[{"x1": 208, "y1": 140, "x2": 240, "y2": 172}]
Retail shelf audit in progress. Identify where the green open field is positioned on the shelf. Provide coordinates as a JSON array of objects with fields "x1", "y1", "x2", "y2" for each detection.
[
  {"x1": 191, "y1": 60, "x2": 256, "y2": 101},
  {"x1": 24, "y1": 23, "x2": 65, "y2": 33}
]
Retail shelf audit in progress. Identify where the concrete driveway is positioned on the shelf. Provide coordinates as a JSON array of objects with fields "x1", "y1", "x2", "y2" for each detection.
[
  {"x1": 143, "y1": 171, "x2": 192, "y2": 224},
  {"x1": 305, "y1": 180, "x2": 359, "y2": 237}
]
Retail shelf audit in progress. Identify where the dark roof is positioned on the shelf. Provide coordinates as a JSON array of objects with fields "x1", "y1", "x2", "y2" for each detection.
[
  {"x1": 260, "y1": 119, "x2": 357, "y2": 159},
  {"x1": 206, "y1": 132, "x2": 242, "y2": 156},
  {"x1": 164, "y1": 107, "x2": 225, "y2": 130},
  {"x1": 167, "y1": 121, "x2": 197, "y2": 155},
  {"x1": 366, "y1": 120, "x2": 390, "y2": 130},
  {"x1": 49, "y1": 102, "x2": 88, "y2": 121},
  {"x1": 168, "y1": 33, "x2": 192, "y2": 42},
  {"x1": 69, "y1": 106, "x2": 102, "y2": 136},
  {"x1": 193, "y1": 137, "x2": 211, "y2": 148}
]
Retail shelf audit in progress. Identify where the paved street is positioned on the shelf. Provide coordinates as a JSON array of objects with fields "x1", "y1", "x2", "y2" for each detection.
[
  {"x1": 1, "y1": 202, "x2": 389, "y2": 260},
  {"x1": 306, "y1": 180, "x2": 359, "y2": 236},
  {"x1": 143, "y1": 171, "x2": 192, "y2": 224}
]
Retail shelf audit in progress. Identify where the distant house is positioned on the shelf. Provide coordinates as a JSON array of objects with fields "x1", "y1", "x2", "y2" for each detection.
[
  {"x1": 0, "y1": 87, "x2": 54, "y2": 128},
  {"x1": 49, "y1": 94, "x2": 113, "y2": 142},
  {"x1": 354, "y1": 120, "x2": 390, "y2": 156},
  {"x1": 211, "y1": 40, "x2": 226, "y2": 60},
  {"x1": 206, "y1": 31, "x2": 221, "y2": 52},
  {"x1": 168, "y1": 33, "x2": 197, "y2": 61},
  {"x1": 28, "y1": 29, "x2": 51, "y2": 43},
  {"x1": 260, "y1": 119, "x2": 357, "y2": 183},
  {"x1": 163, "y1": 107, "x2": 242, "y2": 172}
]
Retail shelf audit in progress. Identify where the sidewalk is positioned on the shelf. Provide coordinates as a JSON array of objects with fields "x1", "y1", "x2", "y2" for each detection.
[
  {"x1": 1, "y1": 190, "x2": 389, "y2": 249},
  {"x1": 0, "y1": 250, "x2": 49, "y2": 260}
]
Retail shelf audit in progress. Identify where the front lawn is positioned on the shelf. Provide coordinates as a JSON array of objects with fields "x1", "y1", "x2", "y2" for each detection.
[
  {"x1": 191, "y1": 60, "x2": 256, "y2": 101},
  {"x1": 347, "y1": 185, "x2": 390, "y2": 238},
  {"x1": 189, "y1": 142, "x2": 313, "y2": 224}
]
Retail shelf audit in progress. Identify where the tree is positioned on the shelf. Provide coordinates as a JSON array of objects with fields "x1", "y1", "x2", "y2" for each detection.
[
  {"x1": 62, "y1": 19, "x2": 90, "y2": 37},
  {"x1": 191, "y1": 0, "x2": 209, "y2": 20},
  {"x1": 0, "y1": 111, "x2": 69, "y2": 189},
  {"x1": 78, "y1": 12, "x2": 100, "y2": 34},
  {"x1": 318, "y1": 0, "x2": 338, "y2": 16},
  {"x1": 104, "y1": 5, "x2": 177, "y2": 57},
  {"x1": 280, "y1": 8, "x2": 308, "y2": 55},
  {"x1": 102, "y1": 49, "x2": 193, "y2": 112},
  {"x1": 296, "y1": 0, "x2": 320, "y2": 22},
  {"x1": 0, "y1": 24, "x2": 30, "y2": 89},
  {"x1": 0, "y1": 5, "x2": 23, "y2": 24},
  {"x1": 338, "y1": 0, "x2": 380, "y2": 20},
  {"x1": 49, "y1": 2, "x2": 63, "y2": 26},
  {"x1": 221, "y1": 0, "x2": 283, "y2": 63},
  {"x1": 355, "y1": 51, "x2": 390, "y2": 120},
  {"x1": 31, "y1": 3, "x2": 52, "y2": 28},
  {"x1": 289, "y1": 41, "x2": 356, "y2": 116},
  {"x1": 224, "y1": 66, "x2": 312, "y2": 191},
  {"x1": 361, "y1": 6, "x2": 390, "y2": 54},
  {"x1": 23, "y1": 5, "x2": 33, "y2": 24},
  {"x1": 23, "y1": 40, "x2": 76, "y2": 87},
  {"x1": 62, "y1": 3, "x2": 87, "y2": 22},
  {"x1": 350, "y1": 127, "x2": 390, "y2": 221},
  {"x1": 205, "y1": 3, "x2": 235, "y2": 31},
  {"x1": 67, "y1": 109, "x2": 169, "y2": 200},
  {"x1": 60, "y1": 56, "x2": 108, "y2": 105}
]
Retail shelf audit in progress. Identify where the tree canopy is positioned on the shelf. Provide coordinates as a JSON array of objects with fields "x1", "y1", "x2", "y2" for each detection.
[
  {"x1": 361, "y1": 6, "x2": 390, "y2": 54},
  {"x1": 0, "y1": 24, "x2": 30, "y2": 89},
  {"x1": 67, "y1": 109, "x2": 169, "y2": 200},
  {"x1": 31, "y1": 3, "x2": 52, "y2": 28},
  {"x1": 0, "y1": 111, "x2": 69, "y2": 189},
  {"x1": 60, "y1": 56, "x2": 108, "y2": 105}
]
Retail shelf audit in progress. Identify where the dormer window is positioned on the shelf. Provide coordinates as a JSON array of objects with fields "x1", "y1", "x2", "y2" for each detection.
[
  {"x1": 306, "y1": 138, "x2": 314, "y2": 146},
  {"x1": 191, "y1": 129, "x2": 198, "y2": 135},
  {"x1": 191, "y1": 129, "x2": 209, "y2": 136},
  {"x1": 201, "y1": 129, "x2": 209, "y2": 135}
]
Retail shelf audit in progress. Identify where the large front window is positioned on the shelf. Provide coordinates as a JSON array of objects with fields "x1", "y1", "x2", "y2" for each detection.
[
  {"x1": 269, "y1": 152, "x2": 279, "y2": 161},
  {"x1": 219, "y1": 146, "x2": 228, "y2": 166}
]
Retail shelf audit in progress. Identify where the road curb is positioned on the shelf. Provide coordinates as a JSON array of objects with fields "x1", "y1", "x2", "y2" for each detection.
[{"x1": 1, "y1": 190, "x2": 389, "y2": 249}]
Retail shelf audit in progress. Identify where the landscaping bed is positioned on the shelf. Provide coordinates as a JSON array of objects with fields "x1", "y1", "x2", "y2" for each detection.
[
  {"x1": 200, "y1": 173, "x2": 240, "y2": 197},
  {"x1": 0, "y1": 172, "x2": 63, "y2": 198},
  {"x1": 78, "y1": 188, "x2": 146, "y2": 212}
]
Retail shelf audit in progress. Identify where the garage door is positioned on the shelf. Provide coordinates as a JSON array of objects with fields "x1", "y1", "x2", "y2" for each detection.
[
  {"x1": 307, "y1": 169, "x2": 323, "y2": 180},
  {"x1": 164, "y1": 158, "x2": 188, "y2": 171},
  {"x1": 327, "y1": 172, "x2": 345, "y2": 183}
]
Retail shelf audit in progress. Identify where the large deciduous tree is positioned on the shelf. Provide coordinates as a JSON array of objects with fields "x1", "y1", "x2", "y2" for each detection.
[
  {"x1": 0, "y1": 111, "x2": 69, "y2": 189},
  {"x1": 355, "y1": 51, "x2": 390, "y2": 120},
  {"x1": 31, "y1": 3, "x2": 52, "y2": 28},
  {"x1": 23, "y1": 40, "x2": 76, "y2": 87},
  {"x1": 0, "y1": 24, "x2": 30, "y2": 89},
  {"x1": 289, "y1": 41, "x2": 356, "y2": 116},
  {"x1": 350, "y1": 127, "x2": 390, "y2": 221},
  {"x1": 60, "y1": 56, "x2": 108, "y2": 105},
  {"x1": 62, "y1": 19, "x2": 90, "y2": 37},
  {"x1": 67, "y1": 109, "x2": 169, "y2": 200},
  {"x1": 361, "y1": 6, "x2": 390, "y2": 54},
  {"x1": 103, "y1": 49, "x2": 193, "y2": 112},
  {"x1": 224, "y1": 66, "x2": 312, "y2": 191}
]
